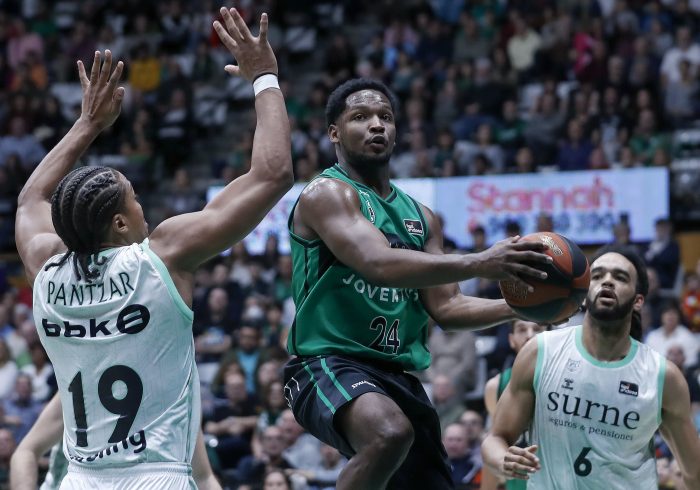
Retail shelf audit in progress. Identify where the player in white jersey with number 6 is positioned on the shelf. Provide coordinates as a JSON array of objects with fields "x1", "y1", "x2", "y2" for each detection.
[
  {"x1": 482, "y1": 245, "x2": 700, "y2": 489},
  {"x1": 14, "y1": 7, "x2": 291, "y2": 490}
]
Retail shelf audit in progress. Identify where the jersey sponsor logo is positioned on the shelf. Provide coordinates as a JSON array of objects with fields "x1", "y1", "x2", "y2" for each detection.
[
  {"x1": 41, "y1": 304, "x2": 151, "y2": 338},
  {"x1": 403, "y1": 219, "x2": 424, "y2": 236},
  {"x1": 561, "y1": 378, "x2": 574, "y2": 390},
  {"x1": 68, "y1": 429, "x2": 147, "y2": 463},
  {"x1": 341, "y1": 273, "x2": 419, "y2": 303},
  {"x1": 566, "y1": 358, "x2": 581, "y2": 372},
  {"x1": 619, "y1": 381, "x2": 639, "y2": 397},
  {"x1": 351, "y1": 380, "x2": 377, "y2": 389},
  {"x1": 546, "y1": 391, "x2": 641, "y2": 430}
]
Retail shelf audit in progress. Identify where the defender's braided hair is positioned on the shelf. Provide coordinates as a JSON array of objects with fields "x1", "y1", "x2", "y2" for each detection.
[{"x1": 45, "y1": 166, "x2": 126, "y2": 282}]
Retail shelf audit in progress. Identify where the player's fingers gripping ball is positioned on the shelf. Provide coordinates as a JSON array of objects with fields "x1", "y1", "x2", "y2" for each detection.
[{"x1": 499, "y1": 232, "x2": 590, "y2": 323}]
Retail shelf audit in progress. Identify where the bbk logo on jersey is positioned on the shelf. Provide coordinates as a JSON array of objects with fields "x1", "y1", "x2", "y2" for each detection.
[{"x1": 404, "y1": 219, "x2": 424, "y2": 236}]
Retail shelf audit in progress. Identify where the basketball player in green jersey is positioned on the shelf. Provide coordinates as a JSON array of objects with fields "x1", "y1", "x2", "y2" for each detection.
[
  {"x1": 15, "y1": 8, "x2": 291, "y2": 489},
  {"x1": 282, "y1": 78, "x2": 553, "y2": 490},
  {"x1": 482, "y1": 245, "x2": 700, "y2": 489},
  {"x1": 10, "y1": 394, "x2": 221, "y2": 489},
  {"x1": 481, "y1": 320, "x2": 548, "y2": 490}
]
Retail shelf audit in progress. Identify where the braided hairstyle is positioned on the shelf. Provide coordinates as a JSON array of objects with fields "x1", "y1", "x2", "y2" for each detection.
[{"x1": 45, "y1": 166, "x2": 126, "y2": 282}]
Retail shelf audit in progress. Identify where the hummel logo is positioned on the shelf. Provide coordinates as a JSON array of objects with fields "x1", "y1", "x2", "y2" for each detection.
[
  {"x1": 351, "y1": 380, "x2": 377, "y2": 389},
  {"x1": 561, "y1": 378, "x2": 574, "y2": 390}
]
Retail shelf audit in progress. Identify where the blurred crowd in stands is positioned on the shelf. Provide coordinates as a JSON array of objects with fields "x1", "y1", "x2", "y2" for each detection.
[{"x1": 0, "y1": 0, "x2": 700, "y2": 488}]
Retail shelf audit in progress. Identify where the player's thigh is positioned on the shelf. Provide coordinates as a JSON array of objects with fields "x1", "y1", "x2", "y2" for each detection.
[{"x1": 335, "y1": 391, "x2": 414, "y2": 453}]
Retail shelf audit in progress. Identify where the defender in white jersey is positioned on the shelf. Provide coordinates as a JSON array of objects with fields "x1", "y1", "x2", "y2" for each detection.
[
  {"x1": 13, "y1": 7, "x2": 292, "y2": 489},
  {"x1": 482, "y1": 245, "x2": 700, "y2": 489},
  {"x1": 9, "y1": 394, "x2": 220, "y2": 489}
]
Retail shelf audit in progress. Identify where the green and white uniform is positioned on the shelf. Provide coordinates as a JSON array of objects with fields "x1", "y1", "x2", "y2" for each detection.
[
  {"x1": 529, "y1": 325, "x2": 665, "y2": 490},
  {"x1": 33, "y1": 239, "x2": 198, "y2": 488},
  {"x1": 287, "y1": 164, "x2": 431, "y2": 371}
]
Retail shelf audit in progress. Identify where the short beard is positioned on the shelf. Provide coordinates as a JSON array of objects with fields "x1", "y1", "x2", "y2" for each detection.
[
  {"x1": 343, "y1": 145, "x2": 391, "y2": 169},
  {"x1": 587, "y1": 293, "x2": 635, "y2": 324}
]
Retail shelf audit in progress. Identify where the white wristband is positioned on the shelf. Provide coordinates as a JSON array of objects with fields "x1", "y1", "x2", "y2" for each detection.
[{"x1": 253, "y1": 74, "x2": 280, "y2": 96}]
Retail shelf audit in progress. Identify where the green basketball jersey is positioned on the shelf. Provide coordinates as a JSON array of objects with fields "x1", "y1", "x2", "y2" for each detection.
[{"x1": 287, "y1": 164, "x2": 431, "y2": 371}]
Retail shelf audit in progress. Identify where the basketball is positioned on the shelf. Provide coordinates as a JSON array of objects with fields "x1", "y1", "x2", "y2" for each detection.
[{"x1": 499, "y1": 232, "x2": 590, "y2": 324}]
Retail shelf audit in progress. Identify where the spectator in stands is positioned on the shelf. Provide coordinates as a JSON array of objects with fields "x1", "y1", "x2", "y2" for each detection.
[
  {"x1": 278, "y1": 409, "x2": 322, "y2": 471},
  {"x1": 453, "y1": 13, "x2": 491, "y2": 63},
  {"x1": 456, "y1": 123, "x2": 504, "y2": 175},
  {"x1": 443, "y1": 423, "x2": 480, "y2": 489},
  {"x1": 2, "y1": 373, "x2": 42, "y2": 442},
  {"x1": 163, "y1": 168, "x2": 203, "y2": 218},
  {"x1": 204, "y1": 371, "x2": 259, "y2": 469},
  {"x1": 289, "y1": 443, "x2": 345, "y2": 490},
  {"x1": 646, "y1": 301, "x2": 698, "y2": 369},
  {"x1": 256, "y1": 380, "x2": 287, "y2": 434},
  {"x1": 507, "y1": 15, "x2": 541, "y2": 82},
  {"x1": 230, "y1": 325, "x2": 263, "y2": 395},
  {"x1": 555, "y1": 118, "x2": 594, "y2": 171},
  {"x1": 459, "y1": 409, "x2": 485, "y2": 468},
  {"x1": 660, "y1": 24, "x2": 700, "y2": 85},
  {"x1": 431, "y1": 374, "x2": 467, "y2": 430},
  {"x1": 664, "y1": 59, "x2": 699, "y2": 128},
  {"x1": 262, "y1": 469, "x2": 293, "y2": 490},
  {"x1": 523, "y1": 92, "x2": 565, "y2": 165},
  {"x1": 323, "y1": 33, "x2": 357, "y2": 86},
  {"x1": 665, "y1": 345, "x2": 700, "y2": 414},
  {"x1": 0, "y1": 339, "x2": 17, "y2": 400},
  {"x1": 194, "y1": 286, "x2": 234, "y2": 364},
  {"x1": 645, "y1": 217, "x2": 681, "y2": 290},
  {"x1": 20, "y1": 342, "x2": 53, "y2": 402},
  {"x1": 425, "y1": 325, "x2": 477, "y2": 393},
  {"x1": 235, "y1": 425, "x2": 294, "y2": 488},
  {"x1": 128, "y1": 43, "x2": 161, "y2": 94},
  {"x1": 156, "y1": 86, "x2": 193, "y2": 174},
  {"x1": 0, "y1": 428, "x2": 16, "y2": 486},
  {"x1": 0, "y1": 116, "x2": 46, "y2": 169},
  {"x1": 6, "y1": 19, "x2": 43, "y2": 70},
  {"x1": 681, "y1": 266, "x2": 700, "y2": 332}
]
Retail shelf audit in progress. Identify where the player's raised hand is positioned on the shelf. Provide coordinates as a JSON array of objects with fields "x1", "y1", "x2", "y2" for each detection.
[
  {"x1": 213, "y1": 8, "x2": 277, "y2": 81},
  {"x1": 502, "y1": 444, "x2": 541, "y2": 480},
  {"x1": 77, "y1": 50, "x2": 125, "y2": 131},
  {"x1": 473, "y1": 236, "x2": 552, "y2": 292}
]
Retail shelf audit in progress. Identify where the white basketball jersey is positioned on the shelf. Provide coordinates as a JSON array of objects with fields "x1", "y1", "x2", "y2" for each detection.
[
  {"x1": 529, "y1": 325, "x2": 665, "y2": 490},
  {"x1": 33, "y1": 239, "x2": 200, "y2": 470}
]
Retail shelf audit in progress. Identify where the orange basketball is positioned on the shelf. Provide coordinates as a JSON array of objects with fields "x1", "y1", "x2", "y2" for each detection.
[{"x1": 499, "y1": 232, "x2": 590, "y2": 324}]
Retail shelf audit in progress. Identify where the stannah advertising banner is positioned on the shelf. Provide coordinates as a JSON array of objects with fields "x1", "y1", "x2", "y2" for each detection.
[{"x1": 208, "y1": 167, "x2": 668, "y2": 254}]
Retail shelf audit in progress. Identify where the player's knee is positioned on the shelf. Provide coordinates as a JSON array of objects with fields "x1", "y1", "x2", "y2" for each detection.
[{"x1": 372, "y1": 416, "x2": 414, "y2": 458}]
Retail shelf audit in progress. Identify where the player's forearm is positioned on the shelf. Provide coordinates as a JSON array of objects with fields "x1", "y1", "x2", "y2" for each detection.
[
  {"x1": 9, "y1": 448, "x2": 40, "y2": 490},
  {"x1": 481, "y1": 434, "x2": 510, "y2": 478},
  {"x1": 248, "y1": 88, "x2": 293, "y2": 187},
  {"x1": 362, "y1": 249, "x2": 491, "y2": 288},
  {"x1": 435, "y1": 296, "x2": 515, "y2": 330},
  {"x1": 17, "y1": 119, "x2": 101, "y2": 206}
]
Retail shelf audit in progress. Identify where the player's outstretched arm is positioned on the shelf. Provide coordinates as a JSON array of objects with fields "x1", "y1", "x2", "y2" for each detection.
[
  {"x1": 482, "y1": 338, "x2": 541, "y2": 481},
  {"x1": 149, "y1": 8, "x2": 292, "y2": 273},
  {"x1": 15, "y1": 51, "x2": 124, "y2": 283},
  {"x1": 295, "y1": 180, "x2": 550, "y2": 290},
  {"x1": 10, "y1": 394, "x2": 63, "y2": 490},
  {"x1": 659, "y1": 360, "x2": 700, "y2": 488}
]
